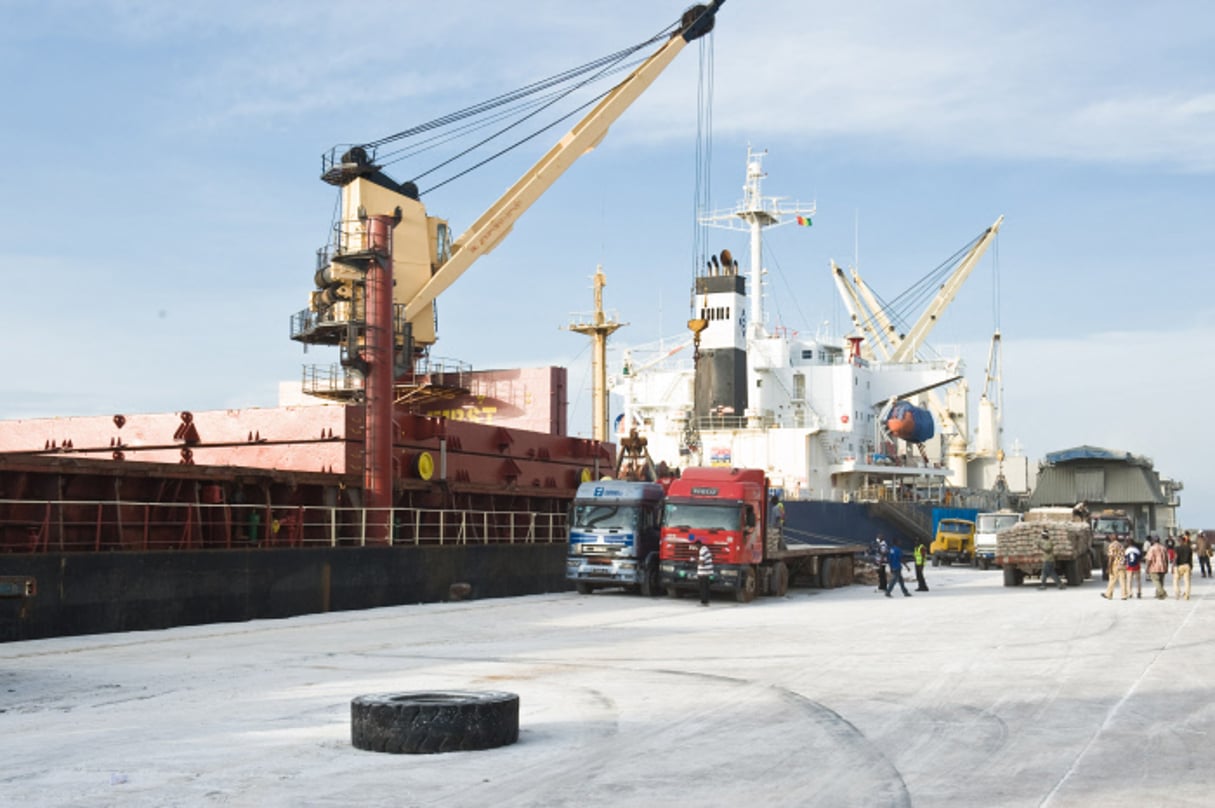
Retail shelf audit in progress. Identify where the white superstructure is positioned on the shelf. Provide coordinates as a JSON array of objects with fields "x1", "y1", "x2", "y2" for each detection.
[{"x1": 613, "y1": 150, "x2": 984, "y2": 502}]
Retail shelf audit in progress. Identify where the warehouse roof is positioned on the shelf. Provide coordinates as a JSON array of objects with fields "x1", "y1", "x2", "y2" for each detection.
[
  {"x1": 1044, "y1": 445, "x2": 1151, "y2": 466},
  {"x1": 1029, "y1": 462, "x2": 1166, "y2": 507}
]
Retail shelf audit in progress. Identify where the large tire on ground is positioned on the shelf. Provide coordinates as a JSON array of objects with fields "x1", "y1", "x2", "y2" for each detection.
[
  {"x1": 1003, "y1": 566, "x2": 1020, "y2": 587},
  {"x1": 574, "y1": 581, "x2": 592, "y2": 595},
  {"x1": 351, "y1": 691, "x2": 519, "y2": 754},
  {"x1": 736, "y1": 565, "x2": 757, "y2": 603},
  {"x1": 640, "y1": 553, "x2": 660, "y2": 597},
  {"x1": 770, "y1": 561, "x2": 790, "y2": 597},
  {"x1": 818, "y1": 557, "x2": 834, "y2": 589}
]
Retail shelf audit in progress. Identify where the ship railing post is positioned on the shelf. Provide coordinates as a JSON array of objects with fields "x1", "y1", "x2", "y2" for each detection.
[
  {"x1": 93, "y1": 502, "x2": 102, "y2": 552},
  {"x1": 44, "y1": 501, "x2": 54, "y2": 553},
  {"x1": 330, "y1": 508, "x2": 337, "y2": 547},
  {"x1": 360, "y1": 508, "x2": 367, "y2": 547}
]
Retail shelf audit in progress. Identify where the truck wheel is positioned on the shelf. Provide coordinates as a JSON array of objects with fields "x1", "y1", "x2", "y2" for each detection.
[
  {"x1": 736, "y1": 566, "x2": 757, "y2": 603},
  {"x1": 818, "y1": 558, "x2": 834, "y2": 589},
  {"x1": 640, "y1": 553, "x2": 660, "y2": 597},
  {"x1": 575, "y1": 582, "x2": 592, "y2": 595},
  {"x1": 835, "y1": 556, "x2": 854, "y2": 587},
  {"x1": 980, "y1": 558, "x2": 990, "y2": 571},
  {"x1": 1064, "y1": 559, "x2": 1082, "y2": 587},
  {"x1": 932, "y1": 553, "x2": 941, "y2": 568},
  {"x1": 1002, "y1": 567, "x2": 1020, "y2": 587},
  {"x1": 770, "y1": 561, "x2": 790, "y2": 597},
  {"x1": 351, "y1": 691, "x2": 519, "y2": 754}
]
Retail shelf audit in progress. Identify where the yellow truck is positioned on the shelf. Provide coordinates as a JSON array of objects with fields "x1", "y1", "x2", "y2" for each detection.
[{"x1": 930, "y1": 518, "x2": 976, "y2": 566}]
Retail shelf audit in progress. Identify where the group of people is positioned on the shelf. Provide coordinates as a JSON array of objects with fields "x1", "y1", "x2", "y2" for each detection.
[
  {"x1": 872, "y1": 526, "x2": 1211, "y2": 603},
  {"x1": 1101, "y1": 530, "x2": 1209, "y2": 601},
  {"x1": 872, "y1": 534, "x2": 930, "y2": 598}
]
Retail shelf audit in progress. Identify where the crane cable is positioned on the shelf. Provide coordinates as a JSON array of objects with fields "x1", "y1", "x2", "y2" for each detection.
[
  {"x1": 360, "y1": 34, "x2": 670, "y2": 152},
  {"x1": 691, "y1": 31, "x2": 714, "y2": 299},
  {"x1": 849, "y1": 229, "x2": 987, "y2": 355},
  {"x1": 331, "y1": 15, "x2": 691, "y2": 197}
]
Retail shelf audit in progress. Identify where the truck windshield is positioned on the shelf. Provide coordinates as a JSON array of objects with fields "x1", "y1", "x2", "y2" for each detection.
[
  {"x1": 663, "y1": 502, "x2": 740, "y2": 531},
  {"x1": 939, "y1": 521, "x2": 973, "y2": 534},
  {"x1": 977, "y1": 514, "x2": 1020, "y2": 532},
  {"x1": 571, "y1": 504, "x2": 640, "y2": 532},
  {"x1": 1093, "y1": 518, "x2": 1130, "y2": 534}
]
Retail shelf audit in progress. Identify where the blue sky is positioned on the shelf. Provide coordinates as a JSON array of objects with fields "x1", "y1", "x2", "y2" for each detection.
[{"x1": 2, "y1": 1, "x2": 1212, "y2": 526}]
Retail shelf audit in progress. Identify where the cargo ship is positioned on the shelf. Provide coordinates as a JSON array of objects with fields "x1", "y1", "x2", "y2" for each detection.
[{"x1": 0, "y1": 3, "x2": 727, "y2": 641}]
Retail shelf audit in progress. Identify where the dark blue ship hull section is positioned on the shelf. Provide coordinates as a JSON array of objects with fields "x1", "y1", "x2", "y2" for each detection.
[{"x1": 784, "y1": 500, "x2": 915, "y2": 549}]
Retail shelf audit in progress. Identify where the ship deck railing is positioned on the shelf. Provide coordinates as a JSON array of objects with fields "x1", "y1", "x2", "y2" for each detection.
[{"x1": 0, "y1": 499, "x2": 567, "y2": 554}]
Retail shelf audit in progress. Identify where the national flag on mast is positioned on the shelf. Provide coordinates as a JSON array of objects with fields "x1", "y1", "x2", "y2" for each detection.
[{"x1": 795, "y1": 215, "x2": 813, "y2": 227}]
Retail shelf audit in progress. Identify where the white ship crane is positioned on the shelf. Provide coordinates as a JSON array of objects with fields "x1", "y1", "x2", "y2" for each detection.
[
  {"x1": 830, "y1": 217, "x2": 1003, "y2": 485},
  {"x1": 889, "y1": 216, "x2": 1004, "y2": 363},
  {"x1": 972, "y1": 330, "x2": 1005, "y2": 467}
]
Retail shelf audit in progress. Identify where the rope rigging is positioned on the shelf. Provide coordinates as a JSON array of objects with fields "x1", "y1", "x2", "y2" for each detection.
[
  {"x1": 325, "y1": 19, "x2": 683, "y2": 200},
  {"x1": 851, "y1": 230, "x2": 988, "y2": 352}
]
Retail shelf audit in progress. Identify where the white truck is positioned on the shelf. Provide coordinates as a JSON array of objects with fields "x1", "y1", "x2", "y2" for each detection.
[{"x1": 973, "y1": 510, "x2": 1023, "y2": 569}]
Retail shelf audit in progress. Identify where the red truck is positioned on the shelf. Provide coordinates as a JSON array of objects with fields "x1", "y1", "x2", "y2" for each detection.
[{"x1": 658, "y1": 467, "x2": 863, "y2": 602}]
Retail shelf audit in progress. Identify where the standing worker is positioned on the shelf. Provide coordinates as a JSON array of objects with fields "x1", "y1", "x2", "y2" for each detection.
[
  {"x1": 1124, "y1": 539, "x2": 1144, "y2": 599},
  {"x1": 1146, "y1": 536, "x2": 1169, "y2": 599},
  {"x1": 769, "y1": 493, "x2": 786, "y2": 533},
  {"x1": 913, "y1": 539, "x2": 929, "y2": 592},
  {"x1": 1195, "y1": 531, "x2": 1212, "y2": 578},
  {"x1": 1174, "y1": 533, "x2": 1194, "y2": 600},
  {"x1": 873, "y1": 534, "x2": 889, "y2": 594},
  {"x1": 1038, "y1": 528, "x2": 1065, "y2": 590},
  {"x1": 885, "y1": 542, "x2": 912, "y2": 597},
  {"x1": 690, "y1": 536, "x2": 714, "y2": 606},
  {"x1": 1102, "y1": 533, "x2": 1127, "y2": 600}
]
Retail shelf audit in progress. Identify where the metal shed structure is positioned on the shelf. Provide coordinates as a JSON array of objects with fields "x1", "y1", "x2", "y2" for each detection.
[{"x1": 1028, "y1": 445, "x2": 1182, "y2": 538}]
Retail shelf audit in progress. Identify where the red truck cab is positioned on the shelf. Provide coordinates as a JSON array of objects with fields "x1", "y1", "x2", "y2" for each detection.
[{"x1": 659, "y1": 467, "x2": 768, "y2": 601}]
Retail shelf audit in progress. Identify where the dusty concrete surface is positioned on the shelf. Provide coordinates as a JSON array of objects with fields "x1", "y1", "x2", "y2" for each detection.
[{"x1": 2, "y1": 565, "x2": 1212, "y2": 807}]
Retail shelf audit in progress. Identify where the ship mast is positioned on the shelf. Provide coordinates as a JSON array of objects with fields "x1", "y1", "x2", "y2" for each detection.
[
  {"x1": 567, "y1": 265, "x2": 624, "y2": 442},
  {"x1": 699, "y1": 147, "x2": 816, "y2": 337}
]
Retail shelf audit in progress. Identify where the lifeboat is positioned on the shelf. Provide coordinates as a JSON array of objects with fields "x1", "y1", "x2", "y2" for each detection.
[{"x1": 885, "y1": 401, "x2": 935, "y2": 443}]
